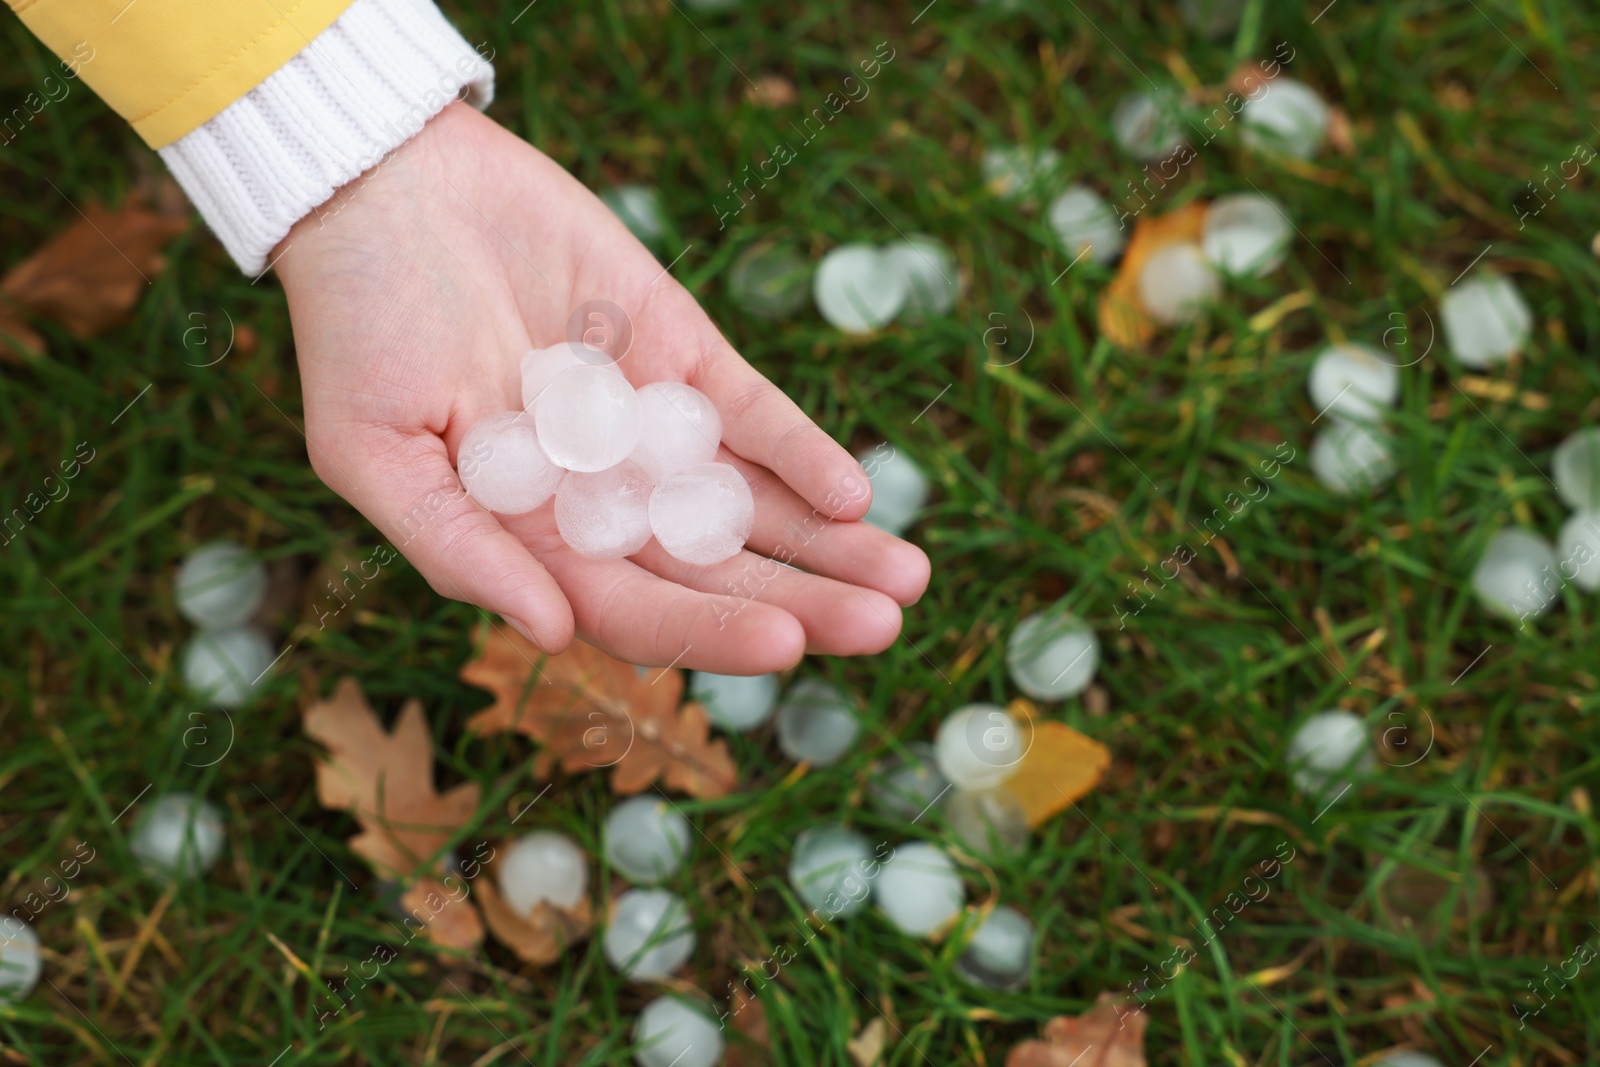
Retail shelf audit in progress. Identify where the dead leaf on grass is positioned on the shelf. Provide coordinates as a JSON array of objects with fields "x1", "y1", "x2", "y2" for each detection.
[
  {"x1": 1006, "y1": 994, "x2": 1147, "y2": 1067},
  {"x1": 1097, "y1": 201, "x2": 1209, "y2": 349}
]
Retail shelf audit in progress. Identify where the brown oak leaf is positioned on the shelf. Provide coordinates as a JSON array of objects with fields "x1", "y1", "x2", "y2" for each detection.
[
  {"x1": 1006, "y1": 995, "x2": 1147, "y2": 1067},
  {"x1": 461, "y1": 623, "x2": 738, "y2": 798},
  {"x1": 398, "y1": 877, "x2": 485, "y2": 956},
  {"x1": 473, "y1": 871, "x2": 593, "y2": 967}
]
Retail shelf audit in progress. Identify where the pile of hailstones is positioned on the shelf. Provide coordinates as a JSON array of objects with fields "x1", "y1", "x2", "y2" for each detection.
[{"x1": 459, "y1": 345, "x2": 753, "y2": 565}]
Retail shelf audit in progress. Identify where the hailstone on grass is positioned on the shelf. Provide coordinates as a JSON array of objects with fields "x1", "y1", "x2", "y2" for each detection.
[
  {"x1": 729, "y1": 242, "x2": 812, "y2": 321},
  {"x1": 633, "y1": 996, "x2": 725, "y2": 1067},
  {"x1": 788, "y1": 826, "x2": 875, "y2": 918},
  {"x1": 868, "y1": 742, "x2": 948, "y2": 821},
  {"x1": 1556, "y1": 512, "x2": 1600, "y2": 593},
  {"x1": 131, "y1": 793, "x2": 225, "y2": 879},
  {"x1": 876, "y1": 842, "x2": 964, "y2": 936},
  {"x1": 602, "y1": 184, "x2": 668, "y2": 244},
  {"x1": 1472, "y1": 528, "x2": 1559, "y2": 621},
  {"x1": 957, "y1": 906, "x2": 1035, "y2": 990},
  {"x1": 813, "y1": 245, "x2": 908, "y2": 334},
  {"x1": 457, "y1": 410, "x2": 563, "y2": 514},
  {"x1": 627, "y1": 382, "x2": 722, "y2": 483},
  {"x1": 1307, "y1": 343, "x2": 1401, "y2": 421},
  {"x1": 498, "y1": 832, "x2": 588, "y2": 914},
  {"x1": 981, "y1": 145, "x2": 1064, "y2": 204},
  {"x1": 1006, "y1": 608, "x2": 1099, "y2": 701},
  {"x1": 1310, "y1": 418, "x2": 1396, "y2": 495},
  {"x1": 604, "y1": 888, "x2": 695, "y2": 980},
  {"x1": 175, "y1": 541, "x2": 267, "y2": 629},
  {"x1": 885, "y1": 235, "x2": 960, "y2": 322},
  {"x1": 1375, "y1": 1054, "x2": 1446, "y2": 1067},
  {"x1": 535, "y1": 366, "x2": 644, "y2": 474},
  {"x1": 555, "y1": 462, "x2": 655, "y2": 560},
  {"x1": 181, "y1": 626, "x2": 275, "y2": 708},
  {"x1": 1201, "y1": 193, "x2": 1291, "y2": 278},
  {"x1": 859, "y1": 444, "x2": 928, "y2": 537},
  {"x1": 604, "y1": 797, "x2": 691, "y2": 885},
  {"x1": 1048, "y1": 185, "x2": 1125, "y2": 266},
  {"x1": 943, "y1": 787, "x2": 1030, "y2": 856},
  {"x1": 775, "y1": 679, "x2": 860, "y2": 767},
  {"x1": 689, "y1": 671, "x2": 779, "y2": 732},
  {"x1": 649, "y1": 462, "x2": 755, "y2": 565},
  {"x1": 1240, "y1": 78, "x2": 1330, "y2": 159},
  {"x1": 0, "y1": 923, "x2": 40, "y2": 1002},
  {"x1": 1286, "y1": 711, "x2": 1373, "y2": 799},
  {"x1": 1111, "y1": 91, "x2": 1188, "y2": 162},
  {"x1": 1137, "y1": 242, "x2": 1220, "y2": 326},
  {"x1": 1552, "y1": 429, "x2": 1600, "y2": 511},
  {"x1": 934, "y1": 704, "x2": 1024, "y2": 790},
  {"x1": 1440, "y1": 274, "x2": 1532, "y2": 369}
]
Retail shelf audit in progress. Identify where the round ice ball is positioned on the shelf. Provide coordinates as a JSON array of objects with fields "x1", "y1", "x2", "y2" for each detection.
[
  {"x1": 1241, "y1": 77, "x2": 1329, "y2": 159},
  {"x1": 981, "y1": 144, "x2": 1064, "y2": 204},
  {"x1": 859, "y1": 444, "x2": 929, "y2": 537},
  {"x1": 813, "y1": 245, "x2": 908, "y2": 334},
  {"x1": 1137, "y1": 242, "x2": 1220, "y2": 326},
  {"x1": 1006, "y1": 608, "x2": 1099, "y2": 701},
  {"x1": 131, "y1": 793, "x2": 225, "y2": 878},
  {"x1": 868, "y1": 741, "x2": 948, "y2": 821},
  {"x1": 775, "y1": 679, "x2": 860, "y2": 767},
  {"x1": 1557, "y1": 512, "x2": 1600, "y2": 593},
  {"x1": 690, "y1": 671, "x2": 779, "y2": 732},
  {"x1": 1472, "y1": 528, "x2": 1559, "y2": 621},
  {"x1": 1286, "y1": 710, "x2": 1373, "y2": 798},
  {"x1": 1111, "y1": 91, "x2": 1187, "y2": 162},
  {"x1": 522, "y1": 342, "x2": 617, "y2": 408},
  {"x1": 935, "y1": 704, "x2": 1024, "y2": 790},
  {"x1": 0, "y1": 922, "x2": 41, "y2": 1002},
  {"x1": 876, "y1": 843, "x2": 963, "y2": 937},
  {"x1": 457, "y1": 410, "x2": 563, "y2": 514},
  {"x1": 181, "y1": 625, "x2": 275, "y2": 708},
  {"x1": 729, "y1": 242, "x2": 811, "y2": 321},
  {"x1": 1307, "y1": 343, "x2": 1400, "y2": 421},
  {"x1": 498, "y1": 832, "x2": 588, "y2": 914},
  {"x1": 1201, "y1": 193, "x2": 1291, "y2": 278},
  {"x1": 602, "y1": 184, "x2": 668, "y2": 244},
  {"x1": 884, "y1": 235, "x2": 960, "y2": 322},
  {"x1": 604, "y1": 797, "x2": 691, "y2": 885},
  {"x1": 1552, "y1": 429, "x2": 1600, "y2": 511},
  {"x1": 634, "y1": 996, "x2": 724, "y2": 1067},
  {"x1": 175, "y1": 541, "x2": 267, "y2": 629},
  {"x1": 1048, "y1": 185, "x2": 1125, "y2": 266},
  {"x1": 1375, "y1": 1054, "x2": 1446, "y2": 1067},
  {"x1": 789, "y1": 826, "x2": 874, "y2": 918},
  {"x1": 535, "y1": 367, "x2": 644, "y2": 473},
  {"x1": 648, "y1": 462, "x2": 754, "y2": 566},
  {"x1": 1440, "y1": 274, "x2": 1532, "y2": 369},
  {"x1": 627, "y1": 382, "x2": 722, "y2": 483},
  {"x1": 1310, "y1": 417, "x2": 1396, "y2": 496},
  {"x1": 604, "y1": 888, "x2": 695, "y2": 980},
  {"x1": 555, "y1": 461, "x2": 654, "y2": 560},
  {"x1": 943, "y1": 787, "x2": 1030, "y2": 856},
  {"x1": 957, "y1": 906, "x2": 1035, "y2": 990}
]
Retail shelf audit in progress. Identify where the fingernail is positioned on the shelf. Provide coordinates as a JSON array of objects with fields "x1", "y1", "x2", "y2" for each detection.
[{"x1": 503, "y1": 616, "x2": 539, "y2": 647}]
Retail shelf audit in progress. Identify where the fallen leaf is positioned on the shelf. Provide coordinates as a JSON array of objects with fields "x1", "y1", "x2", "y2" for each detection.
[
  {"x1": 1326, "y1": 106, "x2": 1355, "y2": 155},
  {"x1": 726, "y1": 986, "x2": 772, "y2": 1067},
  {"x1": 998, "y1": 719, "x2": 1112, "y2": 827},
  {"x1": 462, "y1": 623, "x2": 738, "y2": 798},
  {"x1": 1006, "y1": 995, "x2": 1147, "y2": 1067},
  {"x1": 846, "y1": 1016, "x2": 888, "y2": 1067},
  {"x1": 304, "y1": 677, "x2": 481, "y2": 879},
  {"x1": 745, "y1": 74, "x2": 796, "y2": 108},
  {"x1": 0, "y1": 196, "x2": 186, "y2": 361},
  {"x1": 400, "y1": 877, "x2": 485, "y2": 956},
  {"x1": 473, "y1": 872, "x2": 591, "y2": 966},
  {"x1": 1097, "y1": 201, "x2": 1209, "y2": 349}
]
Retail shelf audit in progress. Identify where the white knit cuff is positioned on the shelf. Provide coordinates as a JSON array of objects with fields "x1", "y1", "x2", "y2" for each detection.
[{"x1": 158, "y1": 0, "x2": 494, "y2": 275}]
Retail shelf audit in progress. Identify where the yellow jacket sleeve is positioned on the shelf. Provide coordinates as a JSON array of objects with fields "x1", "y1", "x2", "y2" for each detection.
[{"x1": 7, "y1": 0, "x2": 358, "y2": 148}]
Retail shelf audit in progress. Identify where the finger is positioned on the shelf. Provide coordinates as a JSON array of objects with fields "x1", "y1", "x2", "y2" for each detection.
[
  {"x1": 690, "y1": 345, "x2": 873, "y2": 521},
  {"x1": 534, "y1": 548, "x2": 807, "y2": 673},
  {"x1": 631, "y1": 541, "x2": 904, "y2": 658},
  {"x1": 314, "y1": 426, "x2": 576, "y2": 652},
  {"x1": 719, "y1": 452, "x2": 931, "y2": 608}
]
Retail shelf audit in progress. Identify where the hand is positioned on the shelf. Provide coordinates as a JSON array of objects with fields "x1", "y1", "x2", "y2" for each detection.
[{"x1": 275, "y1": 103, "x2": 930, "y2": 674}]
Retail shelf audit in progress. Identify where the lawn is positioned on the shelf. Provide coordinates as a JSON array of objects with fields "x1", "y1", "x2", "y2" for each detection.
[{"x1": 3, "y1": 0, "x2": 1599, "y2": 1064}]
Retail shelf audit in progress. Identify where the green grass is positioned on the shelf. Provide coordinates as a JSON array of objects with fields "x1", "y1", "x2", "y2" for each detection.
[{"x1": 4, "y1": 0, "x2": 1600, "y2": 1063}]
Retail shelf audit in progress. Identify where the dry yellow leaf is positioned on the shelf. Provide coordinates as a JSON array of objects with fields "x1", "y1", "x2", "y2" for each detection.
[
  {"x1": 998, "y1": 720, "x2": 1112, "y2": 827},
  {"x1": 1097, "y1": 201, "x2": 1210, "y2": 349}
]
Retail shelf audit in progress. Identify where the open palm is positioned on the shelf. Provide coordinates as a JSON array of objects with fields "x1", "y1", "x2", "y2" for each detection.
[{"x1": 277, "y1": 103, "x2": 929, "y2": 673}]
